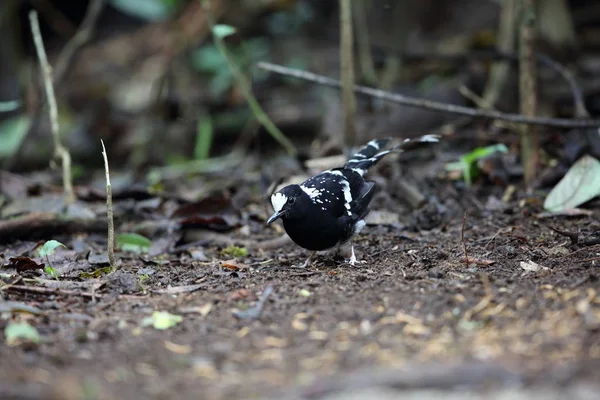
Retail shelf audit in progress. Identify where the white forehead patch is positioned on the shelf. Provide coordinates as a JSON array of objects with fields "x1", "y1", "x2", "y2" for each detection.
[
  {"x1": 271, "y1": 192, "x2": 287, "y2": 213},
  {"x1": 301, "y1": 185, "x2": 321, "y2": 199}
]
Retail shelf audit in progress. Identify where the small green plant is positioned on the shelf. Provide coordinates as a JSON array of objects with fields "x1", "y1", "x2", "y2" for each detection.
[
  {"x1": 221, "y1": 245, "x2": 248, "y2": 258},
  {"x1": 194, "y1": 115, "x2": 213, "y2": 160},
  {"x1": 39, "y1": 239, "x2": 66, "y2": 280},
  {"x1": 142, "y1": 311, "x2": 183, "y2": 330},
  {"x1": 446, "y1": 144, "x2": 509, "y2": 186},
  {"x1": 116, "y1": 233, "x2": 151, "y2": 254},
  {"x1": 5, "y1": 322, "x2": 40, "y2": 346}
]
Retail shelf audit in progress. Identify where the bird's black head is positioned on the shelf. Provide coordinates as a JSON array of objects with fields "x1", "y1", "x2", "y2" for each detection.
[{"x1": 267, "y1": 184, "x2": 309, "y2": 224}]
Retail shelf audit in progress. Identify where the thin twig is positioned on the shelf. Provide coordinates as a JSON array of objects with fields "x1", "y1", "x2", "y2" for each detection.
[
  {"x1": 537, "y1": 53, "x2": 588, "y2": 117},
  {"x1": 462, "y1": 211, "x2": 469, "y2": 268},
  {"x1": 232, "y1": 285, "x2": 274, "y2": 320},
  {"x1": 53, "y1": 0, "x2": 104, "y2": 85},
  {"x1": 201, "y1": 0, "x2": 296, "y2": 156},
  {"x1": 29, "y1": 10, "x2": 75, "y2": 204},
  {"x1": 340, "y1": 0, "x2": 357, "y2": 151},
  {"x1": 101, "y1": 140, "x2": 117, "y2": 272},
  {"x1": 256, "y1": 62, "x2": 600, "y2": 129}
]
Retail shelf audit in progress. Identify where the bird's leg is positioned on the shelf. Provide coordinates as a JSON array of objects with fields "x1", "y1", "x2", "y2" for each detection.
[
  {"x1": 300, "y1": 251, "x2": 316, "y2": 268},
  {"x1": 348, "y1": 243, "x2": 357, "y2": 266}
]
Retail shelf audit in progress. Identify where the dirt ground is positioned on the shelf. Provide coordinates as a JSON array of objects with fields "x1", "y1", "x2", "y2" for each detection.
[{"x1": 2, "y1": 177, "x2": 600, "y2": 400}]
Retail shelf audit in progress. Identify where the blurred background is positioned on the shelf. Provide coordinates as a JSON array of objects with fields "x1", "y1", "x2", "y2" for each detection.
[{"x1": 0, "y1": 0, "x2": 599, "y2": 186}]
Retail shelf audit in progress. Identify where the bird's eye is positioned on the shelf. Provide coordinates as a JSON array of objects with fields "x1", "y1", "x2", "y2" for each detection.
[{"x1": 288, "y1": 197, "x2": 296, "y2": 205}]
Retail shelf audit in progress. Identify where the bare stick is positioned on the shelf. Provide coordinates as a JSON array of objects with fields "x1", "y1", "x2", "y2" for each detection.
[
  {"x1": 462, "y1": 211, "x2": 469, "y2": 268},
  {"x1": 101, "y1": 140, "x2": 117, "y2": 272},
  {"x1": 519, "y1": 0, "x2": 539, "y2": 186},
  {"x1": 29, "y1": 10, "x2": 75, "y2": 204},
  {"x1": 53, "y1": 0, "x2": 104, "y2": 85},
  {"x1": 340, "y1": 0, "x2": 357, "y2": 151},
  {"x1": 256, "y1": 62, "x2": 600, "y2": 129}
]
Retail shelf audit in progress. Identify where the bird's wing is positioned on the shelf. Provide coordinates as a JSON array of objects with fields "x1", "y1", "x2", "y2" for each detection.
[{"x1": 299, "y1": 170, "x2": 359, "y2": 218}]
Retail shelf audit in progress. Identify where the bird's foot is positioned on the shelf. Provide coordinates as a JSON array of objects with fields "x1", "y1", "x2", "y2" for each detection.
[
  {"x1": 293, "y1": 252, "x2": 316, "y2": 268},
  {"x1": 346, "y1": 245, "x2": 365, "y2": 266},
  {"x1": 348, "y1": 253, "x2": 357, "y2": 266}
]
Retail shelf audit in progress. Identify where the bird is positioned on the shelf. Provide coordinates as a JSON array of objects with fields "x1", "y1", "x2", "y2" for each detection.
[{"x1": 266, "y1": 134, "x2": 440, "y2": 267}]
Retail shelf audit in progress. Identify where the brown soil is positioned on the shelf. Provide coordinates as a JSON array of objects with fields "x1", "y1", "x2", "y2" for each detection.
[{"x1": 2, "y1": 197, "x2": 600, "y2": 399}]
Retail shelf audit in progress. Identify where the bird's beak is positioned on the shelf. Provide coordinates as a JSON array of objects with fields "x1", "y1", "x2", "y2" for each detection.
[{"x1": 267, "y1": 210, "x2": 284, "y2": 224}]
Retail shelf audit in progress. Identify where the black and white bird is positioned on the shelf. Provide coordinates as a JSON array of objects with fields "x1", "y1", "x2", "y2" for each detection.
[{"x1": 267, "y1": 134, "x2": 439, "y2": 267}]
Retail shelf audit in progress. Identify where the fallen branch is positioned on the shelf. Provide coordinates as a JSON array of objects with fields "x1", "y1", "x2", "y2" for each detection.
[
  {"x1": 0, "y1": 212, "x2": 106, "y2": 243},
  {"x1": 29, "y1": 10, "x2": 75, "y2": 204},
  {"x1": 256, "y1": 62, "x2": 600, "y2": 128},
  {"x1": 2, "y1": 284, "x2": 103, "y2": 299}
]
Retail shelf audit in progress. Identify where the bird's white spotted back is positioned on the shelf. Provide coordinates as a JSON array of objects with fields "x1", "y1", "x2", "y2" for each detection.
[
  {"x1": 300, "y1": 185, "x2": 321, "y2": 199},
  {"x1": 329, "y1": 170, "x2": 353, "y2": 215},
  {"x1": 271, "y1": 192, "x2": 287, "y2": 213}
]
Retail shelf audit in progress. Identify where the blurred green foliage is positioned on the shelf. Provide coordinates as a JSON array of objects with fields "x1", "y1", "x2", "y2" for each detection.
[
  {"x1": 108, "y1": 0, "x2": 182, "y2": 21},
  {"x1": 0, "y1": 114, "x2": 30, "y2": 160},
  {"x1": 191, "y1": 37, "x2": 270, "y2": 98}
]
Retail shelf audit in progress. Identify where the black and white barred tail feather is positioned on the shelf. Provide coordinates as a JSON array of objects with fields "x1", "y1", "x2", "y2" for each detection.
[{"x1": 344, "y1": 134, "x2": 440, "y2": 176}]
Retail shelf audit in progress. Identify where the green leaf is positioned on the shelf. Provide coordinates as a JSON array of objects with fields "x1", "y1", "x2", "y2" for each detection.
[
  {"x1": 39, "y1": 240, "x2": 66, "y2": 257},
  {"x1": 108, "y1": 0, "x2": 181, "y2": 21},
  {"x1": 544, "y1": 155, "x2": 600, "y2": 211},
  {"x1": 44, "y1": 266, "x2": 58, "y2": 280},
  {"x1": 142, "y1": 311, "x2": 183, "y2": 330},
  {"x1": 0, "y1": 100, "x2": 20, "y2": 113},
  {"x1": 116, "y1": 233, "x2": 151, "y2": 254},
  {"x1": 209, "y1": 71, "x2": 235, "y2": 97},
  {"x1": 0, "y1": 114, "x2": 31, "y2": 159},
  {"x1": 194, "y1": 115, "x2": 213, "y2": 160},
  {"x1": 221, "y1": 245, "x2": 248, "y2": 258},
  {"x1": 5, "y1": 322, "x2": 40, "y2": 346},
  {"x1": 446, "y1": 144, "x2": 508, "y2": 186},
  {"x1": 190, "y1": 45, "x2": 227, "y2": 72},
  {"x1": 80, "y1": 266, "x2": 112, "y2": 279},
  {"x1": 212, "y1": 24, "x2": 236, "y2": 39}
]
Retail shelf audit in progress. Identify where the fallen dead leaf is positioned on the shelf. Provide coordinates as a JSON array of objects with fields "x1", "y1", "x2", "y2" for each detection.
[
  {"x1": 520, "y1": 260, "x2": 548, "y2": 273},
  {"x1": 231, "y1": 288, "x2": 250, "y2": 300},
  {"x1": 154, "y1": 283, "x2": 206, "y2": 294},
  {"x1": 459, "y1": 256, "x2": 496, "y2": 266},
  {"x1": 164, "y1": 340, "x2": 192, "y2": 354},
  {"x1": 221, "y1": 260, "x2": 249, "y2": 271},
  {"x1": 8, "y1": 257, "x2": 44, "y2": 272}
]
